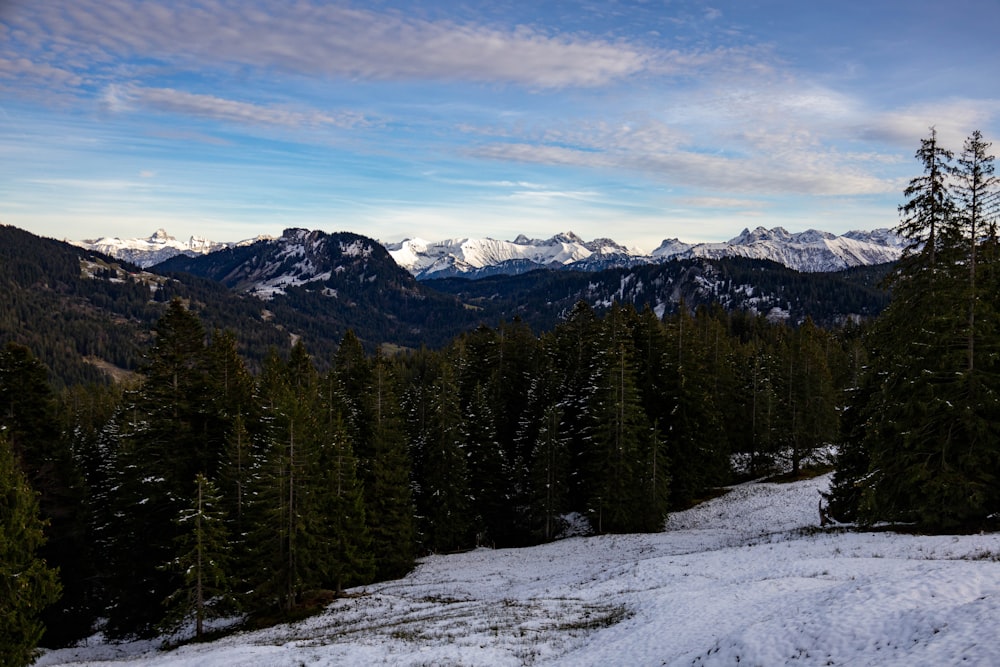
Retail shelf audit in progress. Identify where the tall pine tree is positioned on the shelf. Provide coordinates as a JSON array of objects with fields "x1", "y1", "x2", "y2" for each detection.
[{"x1": 0, "y1": 434, "x2": 61, "y2": 666}]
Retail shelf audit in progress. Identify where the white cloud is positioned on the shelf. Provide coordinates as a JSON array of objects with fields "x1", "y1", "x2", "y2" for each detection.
[
  {"x1": 0, "y1": 56, "x2": 82, "y2": 87},
  {"x1": 858, "y1": 100, "x2": 1000, "y2": 148},
  {"x1": 7, "y1": 0, "x2": 656, "y2": 89},
  {"x1": 102, "y1": 85, "x2": 367, "y2": 128},
  {"x1": 677, "y1": 196, "x2": 768, "y2": 209}
]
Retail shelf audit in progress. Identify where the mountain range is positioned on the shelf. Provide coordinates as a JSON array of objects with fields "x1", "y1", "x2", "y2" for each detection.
[
  {"x1": 2, "y1": 223, "x2": 892, "y2": 387},
  {"x1": 71, "y1": 228, "x2": 271, "y2": 268},
  {"x1": 74, "y1": 226, "x2": 905, "y2": 277},
  {"x1": 388, "y1": 227, "x2": 904, "y2": 278}
]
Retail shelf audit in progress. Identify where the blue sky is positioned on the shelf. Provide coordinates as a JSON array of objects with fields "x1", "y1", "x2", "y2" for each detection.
[{"x1": 2, "y1": 0, "x2": 998, "y2": 252}]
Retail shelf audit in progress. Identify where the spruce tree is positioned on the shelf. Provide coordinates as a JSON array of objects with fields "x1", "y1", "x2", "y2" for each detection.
[
  {"x1": 528, "y1": 402, "x2": 570, "y2": 541},
  {"x1": 662, "y1": 306, "x2": 729, "y2": 508},
  {"x1": 585, "y1": 304, "x2": 660, "y2": 533},
  {"x1": 250, "y1": 344, "x2": 328, "y2": 613},
  {"x1": 463, "y1": 382, "x2": 508, "y2": 546},
  {"x1": 838, "y1": 129, "x2": 1000, "y2": 529},
  {"x1": 366, "y1": 352, "x2": 415, "y2": 579},
  {"x1": 103, "y1": 299, "x2": 218, "y2": 637},
  {"x1": 161, "y1": 473, "x2": 235, "y2": 640},
  {"x1": 0, "y1": 434, "x2": 61, "y2": 666},
  {"x1": 785, "y1": 319, "x2": 838, "y2": 476},
  {"x1": 0, "y1": 343, "x2": 93, "y2": 645},
  {"x1": 416, "y1": 361, "x2": 472, "y2": 552},
  {"x1": 319, "y1": 416, "x2": 374, "y2": 594}
]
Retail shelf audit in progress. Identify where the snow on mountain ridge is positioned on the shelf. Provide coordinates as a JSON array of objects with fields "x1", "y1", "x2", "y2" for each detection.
[
  {"x1": 651, "y1": 226, "x2": 904, "y2": 273},
  {"x1": 391, "y1": 227, "x2": 903, "y2": 278},
  {"x1": 385, "y1": 232, "x2": 596, "y2": 279},
  {"x1": 74, "y1": 226, "x2": 904, "y2": 278},
  {"x1": 72, "y1": 229, "x2": 272, "y2": 268}
]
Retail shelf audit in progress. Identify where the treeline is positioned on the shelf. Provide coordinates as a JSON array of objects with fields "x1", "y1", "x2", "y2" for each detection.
[{"x1": 4, "y1": 293, "x2": 858, "y2": 658}]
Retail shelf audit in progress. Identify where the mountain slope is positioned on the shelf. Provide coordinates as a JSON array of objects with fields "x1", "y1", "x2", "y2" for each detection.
[
  {"x1": 427, "y1": 257, "x2": 891, "y2": 332},
  {"x1": 0, "y1": 225, "x2": 299, "y2": 386},
  {"x1": 153, "y1": 228, "x2": 482, "y2": 351},
  {"x1": 652, "y1": 226, "x2": 906, "y2": 273},
  {"x1": 389, "y1": 227, "x2": 903, "y2": 279},
  {"x1": 74, "y1": 226, "x2": 904, "y2": 278},
  {"x1": 0, "y1": 225, "x2": 474, "y2": 386}
]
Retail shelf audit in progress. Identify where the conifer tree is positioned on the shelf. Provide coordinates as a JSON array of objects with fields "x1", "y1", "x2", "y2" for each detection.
[
  {"x1": 586, "y1": 304, "x2": 660, "y2": 533},
  {"x1": 662, "y1": 306, "x2": 729, "y2": 507},
  {"x1": 102, "y1": 301, "x2": 218, "y2": 637},
  {"x1": 319, "y1": 416, "x2": 373, "y2": 594},
  {"x1": 541, "y1": 301, "x2": 601, "y2": 512},
  {"x1": 0, "y1": 434, "x2": 61, "y2": 667},
  {"x1": 785, "y1": 319, "x2": 838, "y2": 476},
  {"x1": 835, "y1": 129, "x2": 1000, "y2": 529},
  {"x1": 161, "y1": 473, "x2": 235, "y2": 640},
  {"x1": 416, "y1": 362, "x2": 472, "y2": 552},
  {"x1": 529, "y1": 403, "x2": 570, "y2": 541},
  {"x1": 250, "y1": 344, "x2": 328, "y2": 612},
  {"x1": 0, "y1": 342, "x2": 93, "y2": 645},
  {"x1": 366, "y1": 352, "x2": 415, "y2": 579},
  {"x1": 463, "y1": 382, "x2": 507, "y2": 545}
]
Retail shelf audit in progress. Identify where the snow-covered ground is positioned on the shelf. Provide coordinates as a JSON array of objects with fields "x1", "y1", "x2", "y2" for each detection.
[{"x1": 39, "y1": 474, "x2": 1000, "y2": 666}]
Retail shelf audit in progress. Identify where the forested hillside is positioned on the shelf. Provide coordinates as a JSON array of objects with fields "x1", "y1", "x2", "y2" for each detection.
[
  {"x1": 428, "y1": 257, "x2": 891, "y2": 332},
  {"x1": 2, "y1": 293, "x2": 854, "y2": 654}
]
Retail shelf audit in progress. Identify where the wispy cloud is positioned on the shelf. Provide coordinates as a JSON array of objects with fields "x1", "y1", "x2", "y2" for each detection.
[
  {"x1": 5, "y1": 1, "x2": 657, "y2": 90},
  {"x1": 101, "y1": 85, "x2": 367, "y2": 129},
  {"x1": 470, "y1": 115, "x2": 895, "y2": 198},
  {"x1": 858, "y1": 99, "x2": 1000, "y2": 148}
]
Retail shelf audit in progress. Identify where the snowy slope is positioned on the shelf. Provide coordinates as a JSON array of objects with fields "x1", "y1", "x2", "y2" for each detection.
[
  {"x1": 71, "y1": 229, "x2": 270, "y2": 268},
  {"x1": 652, "y1": 226, "x2": 905, "y2": 273},
  {"x1": 39, "y1": 473, "x2": 1000, "y2": 666}
]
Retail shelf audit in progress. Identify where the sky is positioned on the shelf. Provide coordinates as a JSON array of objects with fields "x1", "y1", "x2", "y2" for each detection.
[{"x1": 2, "y1": 0, "x2": 999, "y2": 252}]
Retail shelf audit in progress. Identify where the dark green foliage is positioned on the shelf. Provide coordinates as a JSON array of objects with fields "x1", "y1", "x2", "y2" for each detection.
[
  {"x1": 661, "y1": 307, "x2": 730, "y2": 507},
  {"x1": 319, "y1": 416, "x2": 374, "y2": 594},
  {"x1": 785, "y1": 320, "x2": 839, "y2": 476},
  {"x1": 528, "y1": 403, "x2": 571, "y2": 541},
  {"x1": 161, "y1": 474, "x2": 236, "y2": 640},
  {"x1": 414, "y1": 362, "x2": 473, "y2": 552},
  {"x1": 365, "y1": 353, "x2": 416, "y2": 579},
  {"x1": 0, "y1": 343, "x2": 95, "y2": 646},
  {"x1": 0, "y1": 434, "x2": 61, "y2": 666},
  {"x1": 585, "y1": 305, "x2": 662, "y2": 533},
  {"x1": 428, "y1": 255, "x2": 891, "y2": 334},
  {"x1": 830, "y1": 129, "x2": 1000, "y2": 530},
  {"x1": 249, "y1": 345, "x2": 328, "y2": 613}
]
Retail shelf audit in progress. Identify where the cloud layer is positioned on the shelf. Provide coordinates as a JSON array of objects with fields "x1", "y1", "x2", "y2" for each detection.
[
  {"x1": 4, "y1": 0, "x2": 656, "y2": 89},
  {"x1": 2, "y1": 0, "x2": 999, "y2": 248}
]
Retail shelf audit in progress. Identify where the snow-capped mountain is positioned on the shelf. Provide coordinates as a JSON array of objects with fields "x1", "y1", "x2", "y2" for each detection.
[
  {"x1": 384, "y1": 231, "x2": 643, "y2": 280},
  {"x1": 75, "y1": 226, "x2": 905, "y2": 278},
  {"x1": 71, "y1": 228, "x2": 269, "y2": 268},
  {"x1": 154, "y1": 227, "x2": 416, "y2": 299},
  {"x1": 387, "y1": 227, "x2": 903, "y2": 279},
  {"x1": 651, "y1": 226, "x2": 906, "y2": 273}
]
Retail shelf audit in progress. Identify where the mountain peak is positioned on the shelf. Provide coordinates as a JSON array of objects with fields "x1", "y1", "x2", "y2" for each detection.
[
  {"x1": 149, "y1": 228, "x2": 174, "y2": 243},
  {"x1": 549, "y1": 231, "x2": 585, "y2": 245}
]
